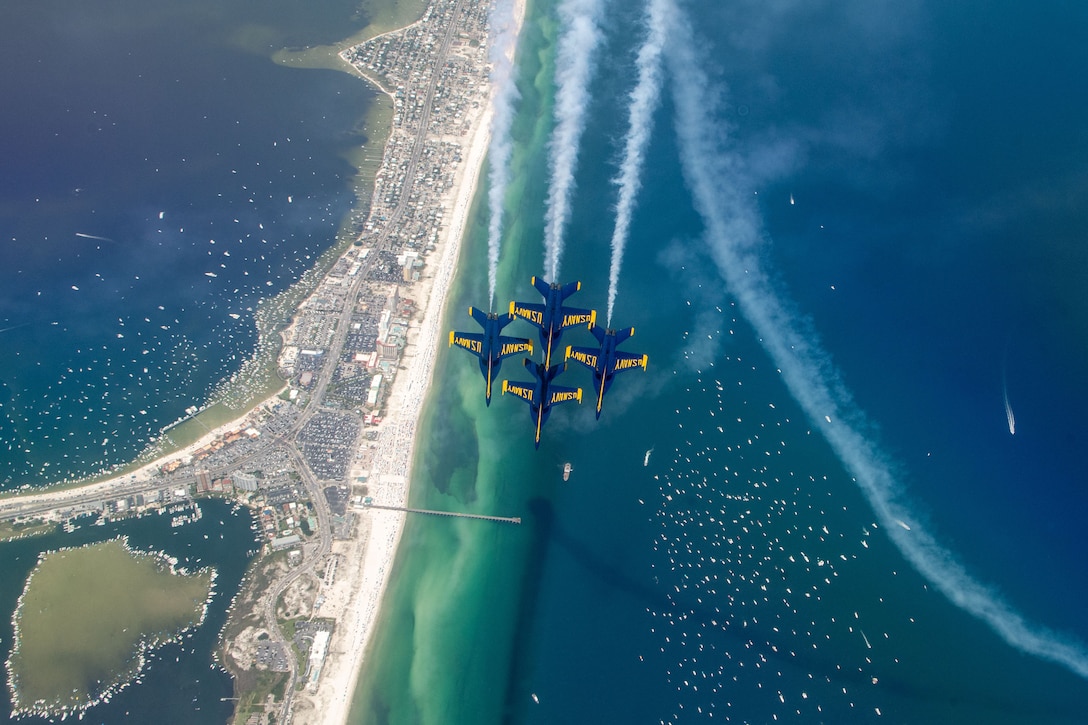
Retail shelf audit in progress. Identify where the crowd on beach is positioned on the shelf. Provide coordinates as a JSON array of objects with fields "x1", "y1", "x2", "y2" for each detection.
[
  {"x1": 2, "y1": 1, "x2": 513, "y2": 721},
  {"x1": 293, "y1": 2, "x2": 501, "y2": 721}
]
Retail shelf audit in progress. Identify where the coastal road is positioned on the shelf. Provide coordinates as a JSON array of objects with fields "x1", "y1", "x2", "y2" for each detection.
[
  {"x1": 300, "y1": 0, "x2": 470, "y2": 434},
  {"x1": 1, "y1": 0, "x2": 470, "y2": 527},
  {"x1": 1, "y1": 1, "x2": 474, "y2": 721},
  {"x1": 267, "y1": 3, "x2": 471, "y2": 717}
]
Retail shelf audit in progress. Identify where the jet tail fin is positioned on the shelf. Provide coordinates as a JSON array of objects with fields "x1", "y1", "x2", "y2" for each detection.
[
  {"x1": 468, "y1": 306, "x2": 489, "y2": 327},
  {"x1": 522, "y1": 357, "x2": 549, "y2": 383},
  {"x1": 543, "y1": 361, "x2": 566, "y2": 383},
  {"x1": 559, "y1": 280, "x2": 581, "y2": 300},
  {"x1": 613, "y1": 326, "x2": 635, "y2": 345},
  {"x1": 531, "y1": 276, "x2": 551, "y2": 297}
]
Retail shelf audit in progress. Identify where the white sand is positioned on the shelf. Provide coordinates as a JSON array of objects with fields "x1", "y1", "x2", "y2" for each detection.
[
  {"x1": 0, "y1": 405, "x2": 273, "y2": 517},
  {"x1": 1, "y1": 3, "x2": 527, "y2": 722},
  {"x1": 304, "y1": 55, "x2": 498, "y2": 725},
  {"x1": 306, "y1": 1, "x2": 528, "y2": 718}
]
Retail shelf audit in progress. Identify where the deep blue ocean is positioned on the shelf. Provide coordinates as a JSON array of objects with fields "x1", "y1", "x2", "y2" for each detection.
[{"x1": 354, "y1": 1, "x2": 1088, "y2": 723}]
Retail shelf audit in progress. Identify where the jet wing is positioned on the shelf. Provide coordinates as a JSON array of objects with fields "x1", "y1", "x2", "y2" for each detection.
[
  {"x1": 449, "y1": 331, "x2": 485, "y2": 357},
  {"x1": 509, "y1": 300, "x2": 546, "y2": 330},
  {"x1": 501, "y1": 379, "x2": 536, "y2": 404},
  {"x1": 497, "y1": 335, "x2": 533, "y2": 359},
  {"x1": 559, "y1": 306, "x2": 596, "y2": 331},
  {"x1": 564, "y1": 345, "x2": 599, "y2": 371},
  {"x1": 547, "y1": 385, "x2": 583, "y2": 407},
  {"x1": 611, "y1": 351, "x2": 648, "y2": 374}
]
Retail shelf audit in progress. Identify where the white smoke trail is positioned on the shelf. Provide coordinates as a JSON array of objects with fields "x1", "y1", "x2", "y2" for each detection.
[
  {"x1": 605, "y1": 0, "x2": 670, "y2": 325},
  {"x1": 486, "y1": 0, "x2": 521, "y2": 309},
  {"x1": 665, "y1": 6, "x2": 1088, "y2": 681},
  {"x1": 543, "y1": 0, "x2": 605, "y2": 280}
]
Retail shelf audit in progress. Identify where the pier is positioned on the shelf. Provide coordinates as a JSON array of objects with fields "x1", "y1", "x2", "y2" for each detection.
[{"x1": 362, "y1": 502, "x2": 521, "y2": 525}]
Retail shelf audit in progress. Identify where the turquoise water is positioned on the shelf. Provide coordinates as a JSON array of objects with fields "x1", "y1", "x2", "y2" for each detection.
[
  {"x1": 353, "y1": 0, "x2": 1088, "y2": 723},
  {"x1": 0, "y1": 500, "x2": 260, "y2": 723}
]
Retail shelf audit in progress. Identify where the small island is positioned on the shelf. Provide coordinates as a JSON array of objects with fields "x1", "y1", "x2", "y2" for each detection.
[{"x1": 5, "y1": 538, "x2": 215, "y2": 719}]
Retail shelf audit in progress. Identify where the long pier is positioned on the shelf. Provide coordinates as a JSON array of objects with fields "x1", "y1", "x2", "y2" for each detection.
[{"x1": 363, "y1": 502, "x2": 521, "y2": 525}]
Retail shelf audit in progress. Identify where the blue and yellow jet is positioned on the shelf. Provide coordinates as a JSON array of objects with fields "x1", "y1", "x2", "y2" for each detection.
[
  {"x1": 565, "y1": 324, "x2": 648, "y2": 418},
  {"x1": 509, "y1": 277, "x2": 596, "y2": 369},
  {"x1": 501, "y1": 358, "x2": 583, "y2": 448},
  {"x1": 449, "y1": 307, "x2": 533, "y2": 405}
]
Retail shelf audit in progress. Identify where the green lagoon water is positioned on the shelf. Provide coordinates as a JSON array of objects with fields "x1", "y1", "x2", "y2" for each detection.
[
  {"x1": 8, "y1": 539, "x2": 212, "y2": 714},
  {"x1": 0, "y1": 0, "x2": 418, "y2": 721},
  {"x1": 0, "y1": 500, "x2": 260, "y2": 724}
]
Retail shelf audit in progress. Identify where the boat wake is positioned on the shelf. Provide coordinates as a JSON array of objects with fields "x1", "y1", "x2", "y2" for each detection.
[
  {"x1": 75, "y1": 232, "x2": 115, "y2": 243},
  {"x1": 1003, "y1": 366, "x2": 1016, "y2": 435}
]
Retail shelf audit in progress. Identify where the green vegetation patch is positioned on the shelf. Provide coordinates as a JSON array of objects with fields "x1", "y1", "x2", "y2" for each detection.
[
  {"x1": 0, "y1": 519, "x2": 54, "y2": 543},
  {"x1": 6, "y1": 538, "x2": 215, "y2": 718}
]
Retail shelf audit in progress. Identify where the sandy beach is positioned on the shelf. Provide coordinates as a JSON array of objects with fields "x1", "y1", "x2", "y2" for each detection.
[
  {"x1": 0, "y1": 406, "x2": 271, "y2": 518},
  {"x1": 295, "y1": 1, "x2": 527, "y2": 721},
  {"x1": 297, "y1": 106, "x2": 493, "y2": 725},
  {"x1": 0, "y1": 1, "x2": 524, "y2": 721}
]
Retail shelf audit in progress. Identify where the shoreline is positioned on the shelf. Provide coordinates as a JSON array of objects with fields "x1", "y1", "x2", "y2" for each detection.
[
  {"x1": 0, "y1": 409, "x2": 267, "y2": 516},
  {"x1": 0, "y1": 5, "x2": 428, "y2": 501},
  {"x1": 308, "y1": 112, "x2": 487, "y2": 718},
  {"x1": 0, "y1": 3, "x2": 432, "y2": 504},
  {"x1": 288, "y1": 0, "x2": 528, "y2": 720},
  {"x1": 1, "y1": 0, "x2": 526, "y2": 720},
  {"x1": 308, "y1": 1, "x2": 527, "y2": 721},
  {"x1": 303, "y1": 43, "x2": 497, "y2": 725}
]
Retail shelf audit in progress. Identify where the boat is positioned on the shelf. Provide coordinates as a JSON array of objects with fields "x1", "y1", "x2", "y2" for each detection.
[{"x1": 562, "y1": 462, "x2": 572, "y2": 481}]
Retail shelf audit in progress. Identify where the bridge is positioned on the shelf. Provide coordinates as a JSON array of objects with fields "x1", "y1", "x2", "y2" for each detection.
[{"x1": 362, "y1": 502, "x2": 521, "y2": 525}]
